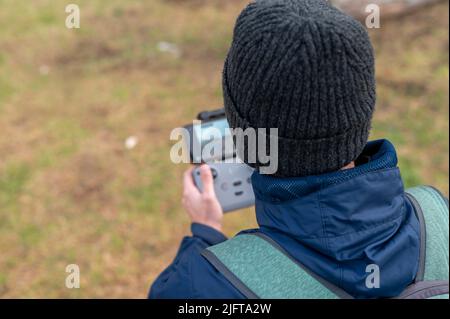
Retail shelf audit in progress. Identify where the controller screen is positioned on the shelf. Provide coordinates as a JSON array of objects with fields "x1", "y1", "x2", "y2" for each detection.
[{"x1": 194, "y1": 118, "x2": 231, "y2": 147}]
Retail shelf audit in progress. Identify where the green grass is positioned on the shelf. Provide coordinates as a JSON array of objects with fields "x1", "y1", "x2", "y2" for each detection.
[
  {"x1": 0, "y1": 77, "x2": 14, "y2": 106},
  {"x1": 0, "y1": 0, "x2": 448, "y2": 298},
  {"x1": 0, "y1": 163, "x2": 31, "y2": 210}
]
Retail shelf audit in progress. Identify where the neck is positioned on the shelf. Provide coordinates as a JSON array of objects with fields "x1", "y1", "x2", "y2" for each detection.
[{"x1": 342, "y1": 161, "x2": 355, "y2": 170}]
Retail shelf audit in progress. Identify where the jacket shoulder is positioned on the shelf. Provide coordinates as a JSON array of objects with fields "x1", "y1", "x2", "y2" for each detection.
[{"x1": 149, "y1": 236, "x2": 244, "y2": 299}]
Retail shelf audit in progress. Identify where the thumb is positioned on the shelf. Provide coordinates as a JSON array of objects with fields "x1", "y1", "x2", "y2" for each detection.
[{"x1": 200, "y1": 164, "x2": 215, "y2": 195}]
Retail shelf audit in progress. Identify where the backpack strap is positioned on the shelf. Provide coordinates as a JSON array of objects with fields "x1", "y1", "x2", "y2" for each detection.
[
  {"x1": 401, "y1": 186, "x2": 449, "y2": 299},
  {"x1": 201, "y1": 232, "x2": 353, "y2": 299}
]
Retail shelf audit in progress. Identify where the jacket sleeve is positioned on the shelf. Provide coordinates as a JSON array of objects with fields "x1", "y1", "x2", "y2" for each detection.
[{"x1": 148, "y1": 223, "x2": 227, "y2": 299}]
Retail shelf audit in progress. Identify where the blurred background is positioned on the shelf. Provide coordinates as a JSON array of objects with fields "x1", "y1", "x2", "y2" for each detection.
[{"x1": 0, "y1": 0, "x2": 448, "y2": 298}]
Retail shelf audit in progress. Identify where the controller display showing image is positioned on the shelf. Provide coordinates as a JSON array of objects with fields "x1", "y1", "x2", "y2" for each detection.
[{"x1": 184, "y1": 109, "x2": 255, "y2": 213}]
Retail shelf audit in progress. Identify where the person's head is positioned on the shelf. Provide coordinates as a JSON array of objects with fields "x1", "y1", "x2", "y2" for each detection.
[{"x1": 223, "y1": 0, "x2": 376, "y2": 177}]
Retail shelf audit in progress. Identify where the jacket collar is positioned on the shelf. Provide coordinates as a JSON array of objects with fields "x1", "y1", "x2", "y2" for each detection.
[
  {"x1": 251, "y1": 139, "x2": 406, "y2": 259},
  {"x1": 250, "y1": 140, "x2": 420, "y2": 297}
]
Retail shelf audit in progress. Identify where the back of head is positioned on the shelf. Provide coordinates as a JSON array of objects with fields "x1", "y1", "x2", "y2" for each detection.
[{"x1": 223, "y1": 0, "x2": 376, "y2": 177}]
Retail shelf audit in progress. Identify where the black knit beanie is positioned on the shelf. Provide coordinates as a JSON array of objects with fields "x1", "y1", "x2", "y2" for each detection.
[{"x1": 223, "y1": 0, "x2": 376, "y2": 177}]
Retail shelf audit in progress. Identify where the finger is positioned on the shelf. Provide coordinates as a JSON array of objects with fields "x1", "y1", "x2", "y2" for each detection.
[
  {"x1": 183, "y1": 166, "x2": 198, "y2": 194},
  {"x1": 200, "y1": 164, "x2": 215, "y2": 195}
]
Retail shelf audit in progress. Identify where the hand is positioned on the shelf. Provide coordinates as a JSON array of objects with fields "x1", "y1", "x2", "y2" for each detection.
[{"x1": 182, "y1": 164, "x2": 223, "y2": 232}]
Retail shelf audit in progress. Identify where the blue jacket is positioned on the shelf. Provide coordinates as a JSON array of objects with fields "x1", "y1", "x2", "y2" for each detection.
[{"x1": 149, "y1": 139, "x2": 420, "y2": 298}]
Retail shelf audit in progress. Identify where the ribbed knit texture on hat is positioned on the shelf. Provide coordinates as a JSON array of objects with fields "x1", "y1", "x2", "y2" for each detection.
[{"x1": 223, "y1": 0, "x2": 376, "y2": 177}]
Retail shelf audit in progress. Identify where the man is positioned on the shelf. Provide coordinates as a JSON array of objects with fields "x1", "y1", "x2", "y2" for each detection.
[{"x1": 149, "y1": 0, "x2": 448, "y2": 298}]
